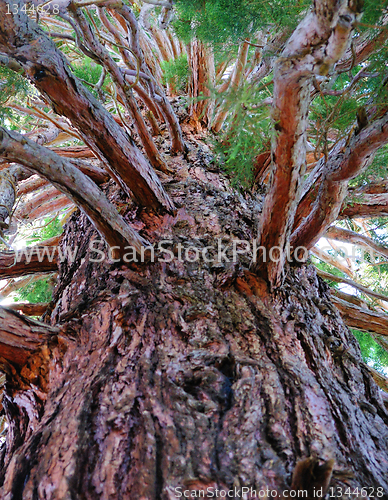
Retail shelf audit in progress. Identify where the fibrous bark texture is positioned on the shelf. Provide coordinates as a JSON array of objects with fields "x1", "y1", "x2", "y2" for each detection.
[{"x1": 0, "y1": 157, "x2": 387, "y2": 499}]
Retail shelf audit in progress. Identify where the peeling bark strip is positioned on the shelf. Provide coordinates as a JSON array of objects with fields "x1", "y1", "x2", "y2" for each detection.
[
  {"x1": 257, "y1": 0, "x2": 359, "y2": 287},
  {"x1": 0, "y1": 307, "x2": 58, "y2": 367},
  {"x1": 0, "y1": 128, "x2": 149, "y2": 253},
  {"x1": 0, "y1": 0, "x2": 173, "y2": 212}
]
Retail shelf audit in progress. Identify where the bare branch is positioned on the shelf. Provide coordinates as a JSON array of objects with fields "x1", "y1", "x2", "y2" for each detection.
[
  {"x1": 6, "y1": 303, "x2": 49, "y2": 317},
  {"x1": 331, "y1": 295, "x2": 388, "y2": 336},
  {"x1": 317, "y1": 269, "x2": 388, "y2": 303},
  {"x1": 0, "y1": 238, "x2": 60, "y2": 280},
  {"x1": 325, "y1": 226, "x2": 388, "y2": 260}
]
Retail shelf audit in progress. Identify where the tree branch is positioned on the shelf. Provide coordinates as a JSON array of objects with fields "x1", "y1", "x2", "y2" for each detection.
[
  {"x1": 256, "y1": 0, "x2": 358, "y2": 287},
  {"x1": 291, "y1": 111, "x2": 388, "y2": 249},
  {"x1": 0, "y1": 0, "x2": 173, "y2": 212},
  {"x1": 0, "y1": 128, "x2": 150, "y2": 253},
  {"x1": 6, "y1": 303, "x2": 49, "y2": 317},
  {"x1": 0, "y1": 306, "x2": 58, "y2": 367},
  {"x1": 331, "y1": 295, "x2": 388, "y2": 336},
  {"x1": 317, "y1": 269, "x2": 388, "y2": 303},
  {"x1": 325, "y1": 226, "x2": 388, "y2": 260}
]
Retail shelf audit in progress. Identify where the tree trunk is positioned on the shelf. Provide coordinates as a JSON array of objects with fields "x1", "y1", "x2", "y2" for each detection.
[{"x1": 1, "y1": 164, "x2": 388, "y2": 499}]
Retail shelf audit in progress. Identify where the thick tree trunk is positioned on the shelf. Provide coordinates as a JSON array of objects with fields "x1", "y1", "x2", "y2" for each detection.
[{"x1": 0, "y1": 163, "x2": 387, "y2": 499}]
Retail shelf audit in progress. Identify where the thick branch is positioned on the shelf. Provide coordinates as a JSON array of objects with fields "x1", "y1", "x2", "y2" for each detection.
[
  {"x1": 331, "y1": 295, "x2": 388, "y2": 336},
  {"x1": 0, "y1": 0, "x2": 173, "y2": 212},
  {"x1": 0, "y1": 307, "x2": 58, "y2": 367},
  {"x1": 292, "y1": 111, "x2": 388, "y2": 249},
  {"x1": 0, "y1": 128, "x2": 150, "y2": 253},
  {"x1": 257, "y1": 0, "x2": 357, "y2": 287},
  {"x1": 0, "y1": 238, "x2": 60, "y2": 279}
]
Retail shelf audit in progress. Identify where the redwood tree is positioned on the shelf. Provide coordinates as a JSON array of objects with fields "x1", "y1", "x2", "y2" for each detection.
[{"x1": 0, "y1": 0, "x2": 388, "y2": 498}]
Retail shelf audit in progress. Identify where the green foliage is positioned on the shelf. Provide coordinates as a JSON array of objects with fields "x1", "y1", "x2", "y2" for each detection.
[
  {"x1": 15, "y1": 276, "x2": 54, "y2": 304},
  {"x1": 352, "y1": 329, "x2": 388, "y2": 374},
  {"x1": 161, "y1": 54, "x2": 190, "y2": 93},
  {"x1": 214, "y1": 82, "x2": 272, "y2": 188},
  {"x1": 24, "y1": 216, "x2": 63, "y2": 246},
  {"x1": 72, "y1": 57, "x2": 111, "y2": 98},
  {"x1": 173, "y1": 0, "x2": 311, "y2": 46},
  {"x1": 0, "y1": 66, "x2": 30, "y2": 127}
]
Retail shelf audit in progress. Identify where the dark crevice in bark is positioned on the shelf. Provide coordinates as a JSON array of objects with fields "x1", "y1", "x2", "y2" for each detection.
[{"x1": 154, "y1": 422, "x2": 164, "y2": 500}]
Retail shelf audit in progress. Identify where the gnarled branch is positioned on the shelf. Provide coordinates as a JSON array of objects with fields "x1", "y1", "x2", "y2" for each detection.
[{"x1": 0, "y1": 0, "x2": 173, "y2": 212}]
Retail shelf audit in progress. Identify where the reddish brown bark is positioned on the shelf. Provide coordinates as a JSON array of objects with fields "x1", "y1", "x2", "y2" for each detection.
[
  {"x1": 6, "y1": 303, "x2": 49, "y2": 317},
  {"x1": 0, "y1": 306, "x2": 58, "y2": 367},
  {"x1": 326, "y1": 225, "x2": 388, "y2": 259},
  {"x1": 25, "y1": 196, "x2": 74, "y2": 222},
  {"x1": 188, "y1": 39, "x2": 215, "y2": 130}
]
